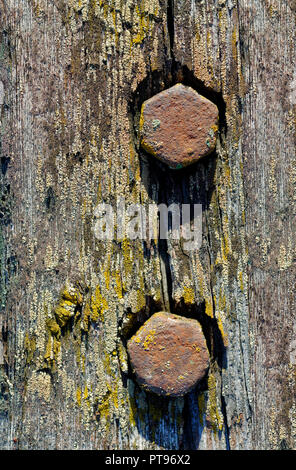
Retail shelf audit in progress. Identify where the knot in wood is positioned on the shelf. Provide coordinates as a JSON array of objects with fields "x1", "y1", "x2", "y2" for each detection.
[
  {"x1": 140, "y1": 84, "x2": 219, "y2": 169},
  {"x1": 127, "y1": 311, "x2": 209, "y2": 397}
]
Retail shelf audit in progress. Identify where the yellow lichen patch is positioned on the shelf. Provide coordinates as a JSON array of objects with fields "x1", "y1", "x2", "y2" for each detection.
[
  {"x1": 103, "y1": 352, "x2": 113, "y2": 378},
  {"x1": 81, "y1": 354, "x2": 86, "y2": 374},
  {"x1": 140, "y1": 138, "x2": 157, "y2": 157},
  {"x1": 76, "y1": 386, "x2": 82, "y2": 407},
  {"x1": 90, "y1": 284, "x2": 108, "y2": 322},
  {"x1": 114, "y1": 270, "x2": 123, "y2": 299},
  {"x1": 217, "y1": 290, "x2": 226, "y2": 312},
  {"x1": 112, "y1": 383, "x2": 119, "y2": 410},
  {"x1": 96, "y1": 390, "x2": 111, "y2": 422},
  {"x1": 207, "y1": 373, "x2": 224, "y2": 434},
  {"x1": 54, "y1": 285, "x2": 83, "y2": 328},
  {"x1": 192, "y1": 344, "x2": 201, "y2": 353},
  {"x1": 130, "y1": 5, "x2": 153, "y2": 46},
  {"x1": 83, "y1": 385, "x2": 90, "y2": 408},
  {"x1": 81, "y1": 301, "x2": 91, "y2": 332},
  {"x1": 183, "y1": 286, "x2": 195, "y2": 305},
  {"x1": 24, "y1": 332, "x2": 36, "y2": 364},
  {"x1": 239, "y1": 271, "x2": 244, "y2": 292},
  {"x1": 223, "y1": 163, "x2": 231, "y2": 187},
  {"x1": 220, "y1": 219, "x2": 231, "y2": 263},
  {"x1": 111, "y1": 7, "x2": 119, "y2": 46},
  {"x1": 139, "y1": 107, "x2": 145, "y2": 134},
  {"x1": 96, "y1": 379, "x2": 119, "y2": 426},
  {"x1": 55, "y1": 301, "x2": 76, "y2": 328},
  {"x1": 216, "y1": 311, "x2": 228, "y2": 347},
  {"x1": 46, "y1": 318, "x2": 61, "y2": 338},
  {"x1": 205, "y1": 298, "x2": 214, "y2": 318},
  {"x1": 61, "y1": 286, "x2": 83, "y2": 305},
  {"x1": 104, "y1": 268, "x2": 110, "y2": 290},
  {"x1": 212, "y1": 119, "x2": 219, "y2": 132},
  {"x1": 136, "y1": 289, "x2": 146, "y2": 311},
  {"x1": 129, "y1": 401, "x2": 137, "y2": 427},
  {"x1": 143, "y1": 329, "x2": 156, "y2": 350}
]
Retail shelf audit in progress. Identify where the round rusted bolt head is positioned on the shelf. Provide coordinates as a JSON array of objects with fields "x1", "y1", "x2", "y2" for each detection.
[
  {"x1": 139, "y1": 84, "x2": 219, "y2": 169},
  {"x1": 127, "y1": 311, "x2": 209, "y2": 397}
]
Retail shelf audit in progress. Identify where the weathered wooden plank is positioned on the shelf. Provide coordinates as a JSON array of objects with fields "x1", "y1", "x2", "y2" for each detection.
[
  {"x1": 0, "y1": 0, "x2": 295, "y2": 450},
  {"x1": 239, "y1": 0, "x2": 296, "y2": 450},
  {"x1": 172, "y1": 0, "x2": 251, "y2": 449}
]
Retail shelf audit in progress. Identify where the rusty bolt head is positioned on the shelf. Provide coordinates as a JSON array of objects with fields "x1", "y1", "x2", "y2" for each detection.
[
  {"x1": 127, "y1": 311, "x2": 209, "y2": 397},
  {"x1": 139, "y1": 84, "x2": 219, "y2": 169}
]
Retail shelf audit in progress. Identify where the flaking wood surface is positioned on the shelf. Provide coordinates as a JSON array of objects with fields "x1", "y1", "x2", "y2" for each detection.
[{"x1": 0, "y1": 0, "x2": 295, "y2": 450}]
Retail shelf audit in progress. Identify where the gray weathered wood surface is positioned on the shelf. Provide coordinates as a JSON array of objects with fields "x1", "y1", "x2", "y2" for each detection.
[{"x1": 0, "y1": 0, "x2": 295, "y2": 450}]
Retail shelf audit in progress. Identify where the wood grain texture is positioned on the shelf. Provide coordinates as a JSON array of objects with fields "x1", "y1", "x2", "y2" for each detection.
[
  {"x1": 239, "y1": 0, "x2": 296, "y2": 450},
  {"x1": 0, "y1": 0, "x2": 295, "y2": 450}
]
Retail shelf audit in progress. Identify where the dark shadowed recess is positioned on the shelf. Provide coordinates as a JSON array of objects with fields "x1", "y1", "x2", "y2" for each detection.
[{"x1": 122, "y1": 64, "x2": 228, "y2": 449}]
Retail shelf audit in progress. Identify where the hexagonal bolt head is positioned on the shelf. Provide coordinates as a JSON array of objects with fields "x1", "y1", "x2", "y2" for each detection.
[
  {"x1": 140, "y1": 84, "x2": 219, "y2": 169},
  {"x1": 127, "y1": 311, "x2": 209, "y2": 397}
]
